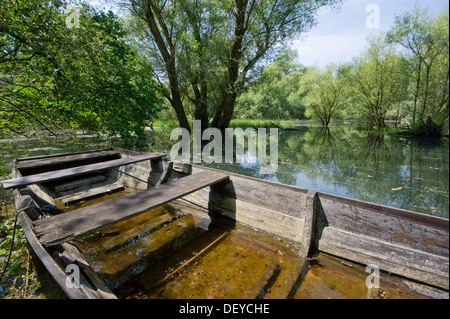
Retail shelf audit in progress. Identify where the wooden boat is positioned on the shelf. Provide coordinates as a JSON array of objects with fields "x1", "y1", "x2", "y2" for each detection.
[{"x1": 0, "y1": 147, "x2": 448, "y2": 299}]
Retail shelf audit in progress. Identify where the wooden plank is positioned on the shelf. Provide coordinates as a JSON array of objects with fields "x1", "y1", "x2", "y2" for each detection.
[
  {"x1": 102, "y1": 212, "x2": 181, "y2": 252},
  {"x1": 59, "y1": 183, "x2": 125, "y2": 206},
  {"x1": 60, "y1": 243, "x2": 117, "y2": 299},
  {"x1": 138, "y1": 228, "x2": 229, "y2": 291},
  {"x1": 191, "y1": 166, "x2": 309, "y2": 219},
  {"x1": 55, "y1": 244, "x2": 117, "y2": 299},
  {"x1": 299, "y1": 190, "x2": 318, "y2": 258},
  {"x1": 34, "y1": 171, "x2": 229, "y2": 246},
  {"x1": 318, "y1": 193, "x2": 449, "y2": 257},
  {"x1": 18, "y1": 212, "x2": 89, "y2": 299},
  {"x1": 182, "y1": 188, "x2": 305, "y2": 243},
  {"x1": 16, "y1": 148, "x2": 113, "y2": 162},
  {"x1": 54, "y1": 175, "x2": 106, "y2": 193},
  {"x1": 318, "y1": 227, "x2": 449, "y2": 290},
  {"x1": 17, "y1": 150, "x2": 120, "y2": 169},
  {"x1": 1, "y1": 152, "x2": 166, "y2": 189},
  {"x1": 155, "y1": 161, "x2": 173, "y2": 186}
]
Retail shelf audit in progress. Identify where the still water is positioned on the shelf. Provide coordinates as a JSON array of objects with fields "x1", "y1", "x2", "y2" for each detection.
[{"x1": 0, "y1": 125, "x2": 448, "y2": 218}]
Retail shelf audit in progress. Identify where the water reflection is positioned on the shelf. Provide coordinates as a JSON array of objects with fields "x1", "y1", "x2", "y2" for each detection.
[
  {"x1": 199, "y1": 126, "x2": 449, "y2": 218},
  {"x1": 0, "y1": 125, "x2": 448, "y2": 218}
]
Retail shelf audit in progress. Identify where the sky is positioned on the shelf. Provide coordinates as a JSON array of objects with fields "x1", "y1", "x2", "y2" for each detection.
[
  {"x1": 292, "y1": 0, "x2": 449, "y2": 67},
  {"x1": 90, "y1": 0, "x2": 448, "y2": 68}
]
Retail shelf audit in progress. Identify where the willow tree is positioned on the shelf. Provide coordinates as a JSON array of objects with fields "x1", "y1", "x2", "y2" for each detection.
[
  {"x1": 300, "y1": 64, "x2": 344, "y2": 126},
  {"x1": 346, "y1": 34, "x2": 405, "y2": 127},
  {"x1": 127, "y1": 0, "x2": 342, "y2": 131},
  {"x1": 387, "y1": 6, "x2": 449, "y2": 126},
  {"x1": 235, "y1": 49, "x2": 307, "y2": 120}
]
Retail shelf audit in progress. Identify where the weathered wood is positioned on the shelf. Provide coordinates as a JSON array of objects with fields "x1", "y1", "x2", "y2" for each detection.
[
  {"x1": 34, "y1": 171, "x2": 229, "y2": 246},
  {"x1": 17, "y1": 150, "x2": 121, "y2": 170},
  {"x1": 299, "y1": 191, "x2": 318, "y2": 258},
  {"x1": 113, "y1": 165, "x2": 152, "y2": 190},
  {"x1": 18, "y1": 212, "x2": 89, "y2": 299},
  {"x1": 182, "y1": 193, "x2": 304, "y2": 243},
  {"x1": 61, "y1": 243, "x2": 117, "y2": 299},
  {"x1": 190, "y1": 166, "x2": 309, "y2": 219},
  {"x1": 186, "y1": 165, "x2": 449, "y2": 291},
  {"x1": 318, "y1": 193, "x2": 449, "y2": 258},
  {"x1": 318, "y1": 227, "x2": 449, "y2": 290},
  {"x1": 59, "y1": 183, "x2": 125, "y2": 206},
  {"x1": 58, "y1": 246, "x2": 117, "y2": 299},
  {"x1": 1, "y1": 152, "x2": 166, "y2": 189},
  {"x1": 155, "y1": 161, "x2": 173, "y2": 186},
  {"x1": 312, "y1": 192, "x2": 449, "y2": 290},
  {"x1": 28, "y1": 183, "x2": 56, "y2": 206},
  {"x1": 16, "y1": 148, "x2": 113, "y2": 162},
  {"x1": 54, "y1": 175, "x2": 106, "y2": 194},
  {"x1": 180, "y1": 170, "x2": 306, "y2": 243},
  {"x1": 101, "y1": 212, "x2": 181, "y2": 252},
  {"x1": 8, "y1": 149, "x2": 450, "y2": 299},
  {"x1": 94, "y1": 214, "x2": 203, "y2": 289}
]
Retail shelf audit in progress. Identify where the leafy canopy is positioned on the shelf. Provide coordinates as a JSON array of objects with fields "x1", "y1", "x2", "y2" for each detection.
[{"x1": 0, "y1": 0, "x2": 162, "y2": 138}]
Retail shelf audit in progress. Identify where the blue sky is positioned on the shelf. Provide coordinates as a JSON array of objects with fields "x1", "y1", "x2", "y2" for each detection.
[{"x1": 292, "y1": 0, "x2": 449, "y2": 67}]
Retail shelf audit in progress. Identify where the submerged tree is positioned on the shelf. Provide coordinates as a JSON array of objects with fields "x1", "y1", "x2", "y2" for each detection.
[
  {"x1": 387, "y1": 6, "x2": 449, "y2": 127},
  {"x1": 127, "y1": 0, "x2": 343, "y2": 131},
  {"x1": 345, "y1": 34, "x2": 405, "y2": 127},
  {"x1": 300, "y1": 64, "x2": 344, "y2": 126}
]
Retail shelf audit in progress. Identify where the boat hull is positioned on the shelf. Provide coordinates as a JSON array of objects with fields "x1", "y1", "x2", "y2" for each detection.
[{"x1": 3, "y1": 147, "x2": 448, "y2": 298}]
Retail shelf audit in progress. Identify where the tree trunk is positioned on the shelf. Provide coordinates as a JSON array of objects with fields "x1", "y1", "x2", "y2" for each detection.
[
  {"x1": 144, "y1": 0, "x2": 190, "y2": 132},
  {"x1": 211, "y1": 0, "x2": 248, "y2": 130},
  {"x1": 212, "y1": 92, "x2": 239, "y2": 129},
  {"x1": 192, "y1": 77, "x2": 209, "y2": 130}
]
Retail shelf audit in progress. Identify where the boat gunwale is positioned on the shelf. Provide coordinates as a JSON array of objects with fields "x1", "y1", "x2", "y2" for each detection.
[
  {"x1": 188, "y1": 162, "x2": 449, "y2": 228},
  {"x1": 12, "y1": 147, "x2": 449, "y2": 232},
  {"x1": 5, "y1": 148, "x2": 449, "y2": 298}
]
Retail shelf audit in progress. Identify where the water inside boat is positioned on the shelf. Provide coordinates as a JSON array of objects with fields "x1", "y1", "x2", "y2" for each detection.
[{"x1": 54, "y1": 185, "x2": 432, "y2": 299}]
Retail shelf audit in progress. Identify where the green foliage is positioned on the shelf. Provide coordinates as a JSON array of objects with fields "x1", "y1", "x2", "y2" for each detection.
[
  {"x1": 300, "y1": 64, "x2": 344, "y2": 126},
  {"x1": 386, "y1": 5, "x2": 449, "y2": 127},
  {"x1": 343, "y1": 34, "x2": 406, "y2": 127},
  {"x1": 235, "y1": 49, "x2": 307, "y2": 120},
  {"x1": 233, "y1": 5, "x2": 448, "y2": 135},
  {"x1": 0, "y1": 0, "x2": 162, "y2": 138},
  {"x1": 127, "y1": 0, "x2": 343, "y2": 129}
]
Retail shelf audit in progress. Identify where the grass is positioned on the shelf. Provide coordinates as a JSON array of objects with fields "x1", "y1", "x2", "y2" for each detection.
[
  {"x1": 228, "y1": 119, "x2": 299, "y2": 129},
  {"x1": 0, "y1": 201, "x2": 66, "y2": 299},
  {"x1": 153, "y1": 118, "x2": 300, "y2": 129}
]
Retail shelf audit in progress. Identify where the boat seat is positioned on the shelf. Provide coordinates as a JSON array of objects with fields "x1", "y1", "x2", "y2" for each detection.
[
  {"x1": 0, "y1": 152, "x2": 166, "y2": 190},
  {"x1": 33, "y1": 171, "x2": 230, "y2": 246},
  {"x1": 57, "y1": 183, "x2": 126, "y2": 206},
  {"x1": 16, "y1": 150, "x2": 122, "y2": 173}
]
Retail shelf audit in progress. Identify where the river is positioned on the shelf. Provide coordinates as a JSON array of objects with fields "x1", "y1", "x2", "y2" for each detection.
[{"x1": 1, "y1": 124, "x2": 448, "y2": 218}]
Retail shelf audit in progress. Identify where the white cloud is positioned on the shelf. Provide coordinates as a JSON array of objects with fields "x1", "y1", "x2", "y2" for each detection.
[{"x1": 292, "y1": 0, "x2": 449, "y2": 67}]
